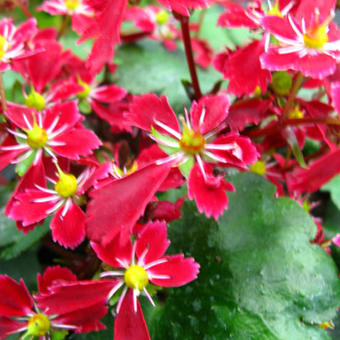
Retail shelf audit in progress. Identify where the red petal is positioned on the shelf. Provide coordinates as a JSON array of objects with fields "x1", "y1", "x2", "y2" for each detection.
[
  {"x1": 187, "y1": 163, "x2": 234, "y2": 220},
  {"x1": 5, "y1": 103, "x2": 35, "y2": 129},
  {"x1": 91, "y1": 235, "x2": 132, "y2": 269},
  {"x1": 289, "y1": 149, "x2": 340, "y2": 194},
  {"x1": 91, "y1": 84, "x2": 127, "y2": 103},
  {"x1": 5, "y1": 157, "x2": 47, "y2": 216},
  {"x1": 55, "y1": 302, "x2": 108, "y2": 333},
  {"x1": 128, "y1": 94, "x2": 180, "y2": 135},
  {"x1": 7, "y1": 191, "x2": 54, "y2": 226},
  {"x1": 136, "y1": 221, "x2": 169, "y2": 265},
  {"x1": 43, "y1": 101, "x2": 83, "y2": 132},
  {"x1": 51, "y1": 202, "x2": 86, "y2": 249},
  {"x1": 0, "y1": 135, "x2": 26, "y2": 172},
  {"x1": 149, "y1": 254, "x2": 199, "y2": 287},
  {"x1": 38, "y1": 266, "x2": 77, "y2": 295},
  {"x1": 222, "y1": 39, "x2": 271, "y2": 96},
  {"x1": 52, "y1": 127, "x2": 101, "y2": 159},
  {"x1": 114, "y1": 289, "x2": 150, "y2": 340},
  {"x1": 86, "y1": 162, "x2": 171, "y2": 246},
  {"x1": 190, "y1": 95, "x2": 230, "y2": 134},
  {"x1": 0, "y1": 316, "x2": 23, "y2": 339},
  {"x1": 0, "y1": 276, "x2": 33, "y2": 316},
  {"x1": 36, "y1": 280, "x2": 116, "y2": 315},
  {"x1": 226, "y1": 98, "x2": 271, "y2": 131}
]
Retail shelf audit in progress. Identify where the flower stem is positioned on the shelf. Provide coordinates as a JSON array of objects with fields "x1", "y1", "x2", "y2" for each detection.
[
  {"x1": 57, "y1": 15, "x2": 70, "y2": 40},
  {"x1": 175, "y1": 12, "x2": 202, "y2": 101},
  {"x1": 0, "y1": 73, "x2": 7, "y2": 114},
  {"x1": 281, "y1": 72, "x2": 304, "y2": 120},
  {"x1": 11, "y1": 0, "x2": 32, "y2": 18}
]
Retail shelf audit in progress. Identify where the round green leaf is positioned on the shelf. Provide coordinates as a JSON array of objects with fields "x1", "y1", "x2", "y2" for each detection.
[{"x1": 145, "y1": 173, "x2": 340, "y2": 339}]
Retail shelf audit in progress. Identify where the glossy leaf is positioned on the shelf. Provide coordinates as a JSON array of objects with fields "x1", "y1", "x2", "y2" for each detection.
[{"x1": 145, "y1": 173, "x2": 340, "y2": 340}]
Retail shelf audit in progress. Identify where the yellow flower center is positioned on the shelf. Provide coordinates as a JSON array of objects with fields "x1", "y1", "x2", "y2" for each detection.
[
  {"x1": 26, "y1": 122, "x2": 48, "y2": 149},
  {"x1": 289, "y1": 106, "x2": 304, "y2": 119},
  {"x1": 0, "y1": 35, "x2": 8, "y2": 60},
  {"x1": 77, "y1": 79, "x2": 91, "y2": 99},
  {"x1": 156, "y1": 10, "x2": 169, "y2": 25},
  {"x1": 303, "y1": 25, "x2": 328, "y2": 49},
  {"x1": 250, "y1": 160, "x2": 266, "y2": 176},
  {"x1": 25, "y1": 90, "x2": 45, "y2": 111},
  {"x1": 55, "y1": 173, "x2": 78, "y2": 198},
  {"x1": 267, "y1": 1, "x2": 283, "y2": 17},
  {"x1": 65, "y1": 0, "x2": 80, "y2": 10},
  {"x1": 27, "y1": 313, "x2": 50, "y2": 337},
  {"x1": 124, "y1": 265, "x2": 149, "y2": 290},
  {"x1": 179, "y1": 127, "x2": 205, "y2": 155}
]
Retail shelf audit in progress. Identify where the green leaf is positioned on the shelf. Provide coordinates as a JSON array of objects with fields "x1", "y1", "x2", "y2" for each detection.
[
  {"x1": 51, "y1": 329, "x2": 68, "y2": 340},
  {"x1": 15, "y1": 150, "x2": 36, "y2": 177},
  {"x1": 0, "y1": 217, "x2": 50, "y2": 260},
  {"x1": 114, "y1": 40, "x2": 220, "y2": 113},
  {"x1": 150, "y1": 126, "x2": 179, "y2": 155},
  {"x1": 322, "y1": 175, "x2": 340, "y2": 211},
  {"x1": 146, "y1": 173, "x2": 340, "y2": 340},
  {"x1": 178, "y1": 155, "x2": 194, "y2": 178}
]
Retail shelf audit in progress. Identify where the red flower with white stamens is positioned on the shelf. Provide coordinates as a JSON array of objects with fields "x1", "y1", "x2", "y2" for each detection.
[
  {"x1": 0, "y1": 266, "x2": 114, "y2": 339},
  {"x1": 8, "y1": 162, "x2": 110, "y2": 248},
  {"x1": 91, "y1": 221, "x2": 199, "y2": 340},
  {"x1": 0, "y1": 101, "x2": 101, "y2": 173},
  {"x1": 38, "y1": 0, "x2": 95, "y2": 19},
  {"x1": 261, "y1": 4, "x2": 340, "y2": 78},
  {"x1": 128, "y1": 93, "x2": 258, "y2": 219},
  {"x1": 0, "y1": 17, "x2": 39, "y2": 72}
]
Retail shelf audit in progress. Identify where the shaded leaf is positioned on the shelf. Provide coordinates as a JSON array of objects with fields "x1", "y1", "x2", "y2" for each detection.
[{"x1": 146, "y1": 173, "x2": 340, "y2": 340}]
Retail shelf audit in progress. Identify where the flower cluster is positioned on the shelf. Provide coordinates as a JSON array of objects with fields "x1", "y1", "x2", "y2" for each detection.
[{"x1": 0, "y1": 0, "x2": 340, "y2": 338}]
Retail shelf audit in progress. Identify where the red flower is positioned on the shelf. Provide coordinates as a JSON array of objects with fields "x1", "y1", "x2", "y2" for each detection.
[
  {"x1": 92, "y1": 221, "x2": 200, "y2": 340},
  {"x1": 0, "y1": 101, "x2": 101, "y2": 173},
  {"x1": 0, "y1": 266, "x2": 114, "y2": 339},
  {"x1": 0, "y1": 18, "x2": 39, "y2": 72},
  {"x1": 128, "y1": 93, "x2": 258, "y2": 219},
  {"x1": 8, "y1": 162, "x2": 110, "y2": 248},
  {"x1": 261, "y1": 1, "x2": 340, "y2": 78}
]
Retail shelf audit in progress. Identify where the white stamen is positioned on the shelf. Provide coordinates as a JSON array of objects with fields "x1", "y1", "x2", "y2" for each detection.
[
  {"x1": 35, "y1": 185, "x2": 56, "y2": 194},
  {"x1": 46, "y1": 116, "x2": 60, "y2": 134},
  {"x1": 33, "y1": 148, "x2": 42, "y2": 165},
  {"x1": 288, "y1": 14, "x2": 303, "y2": 39},
  {"x1": 115, "y1": 257, "x2": 129, "y2": 269},
  {"x1": 45, "y1": 199, "x2": 64, "y2": 215},
  {"x1": 184, "y1": 107, "x2": 192, "y2": 130},
  {"x1": 154, "y1": 120, "x2": 181, "y2": 139},
  {"x1": 149, "y1": 135, "x2": 179, "y2": 148},
  {"x1": 10, "y1": 149, "x2": 33, "y2": 164},
  {"x1": 61, "y1": 198, "x2": 72, "y2": 217},
  {"x1": 203, "y1": 150, "x2": 228, "y2": 163},
  {"x1": 100, "y1": 271, "x2": 124, "y2": 278},
  {"x1": 1, "y1": 144, "x2": 29, "y2": 151},
  {"x1": 133, "y1": 289, "x2": 138, "y2": 314},
  {"x1": 148, "y1": 273, "x2": 171, "y2": 280},
  {"x1": 48, "y1": 124, "x2": 69, "y2": 139},
  {"x1": 205, "y1": 143, "x2": 235, "y2": 151},
  {"x1": 7, "y1": 128, "x2": 27, "y2": 139},
  {"x1": 199, "y1": 106, "x2": 206, "y2": 128},
  {"x1": 144, "y1": 258, "x2": 168, "y2": 270},
  {"x1": 116, "y1": 287, "x2": 128, "y2": 314},
  {"x1": 107, "y1": 280, "x2": 124, "y2": 300},
  {"x1": 143, "y1": 287, "x2": 155, "y2": 307},
  {"x1": 195, "y1": 154, "x2": 207, "y2": 182},
  {"x1": 23, "y1": 114, "x2": 32, "y2": 130},
  {"x1": 33, "y1": 196, "x2": 60, "y2": 203}
]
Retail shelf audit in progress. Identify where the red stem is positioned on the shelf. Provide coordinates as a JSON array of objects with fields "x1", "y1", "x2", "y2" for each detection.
[
  {"x1": 11, "y1": 0, "x2": 32, "y2": 18},
  {"x1": 175, "y1": 12, "x2": 202, "y2": 101}
]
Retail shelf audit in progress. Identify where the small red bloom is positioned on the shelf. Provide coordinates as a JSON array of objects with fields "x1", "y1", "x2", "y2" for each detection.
[
  {"x1": 92, "y1": 221, "x2": 200, "y2": 340},
  {"x1": 0, "y1": 266, "x2": 113, "y2": 338}
]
